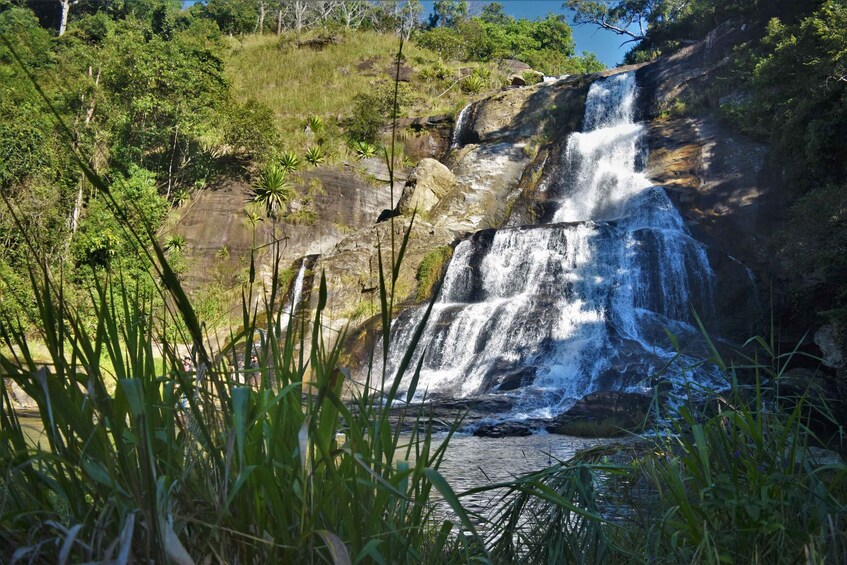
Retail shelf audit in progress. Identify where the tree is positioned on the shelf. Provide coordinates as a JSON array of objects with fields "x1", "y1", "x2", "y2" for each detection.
[
  {"x1": 58, "y1": 0, "x2": 78, "y2": 36},
  {"x1": 202, "y1": 0, "x2": 258, "y2": 35},
  {"x1": 429, "y1": 0, "x2": 467, "y2": 28},
  {"x1": 480, "y1": 2, "x2": 511, "y2": 26},
  {"x1": 563, "y1": 0, "x2": 672, "y2": 43}
]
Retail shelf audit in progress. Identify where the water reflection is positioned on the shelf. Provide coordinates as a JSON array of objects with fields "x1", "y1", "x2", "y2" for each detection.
[{"x1": 402, "y1": 432, "x2": 614, "y2": 521}]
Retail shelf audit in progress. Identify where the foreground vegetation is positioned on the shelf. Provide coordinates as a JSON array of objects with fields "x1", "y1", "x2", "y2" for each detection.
[{"x1": 2, "y1": 202, "x2": 846, "y2": 562}]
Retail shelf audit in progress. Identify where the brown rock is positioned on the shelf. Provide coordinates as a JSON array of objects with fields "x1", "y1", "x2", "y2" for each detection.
[{"x1": 397, "y1": 158, "x2": 457, "y2": 216}]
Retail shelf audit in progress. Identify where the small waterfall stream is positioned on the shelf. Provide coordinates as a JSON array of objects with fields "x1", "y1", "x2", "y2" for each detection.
[
  {"x1": 386, "y1": 72, "x2": 723, "y2": 418},
  {"x1": 277, "y1": 255, "x2": 318, "y2": 334},
  {"x1": 451, "y1": 102, "x2": 473, "y2": 149}
]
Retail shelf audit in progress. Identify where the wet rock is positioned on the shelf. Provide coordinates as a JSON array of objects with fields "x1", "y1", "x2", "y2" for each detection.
[
  {"x1": 397, "y1": 158, "x2": 457, "y2": 216},
  {"x1": 815, "y1": 324, "x2": 845, "y2": 369},
  {"x1": 493, "y1": 367, "x2": 537, "y2": 391},
  {"x1": 777, "y1": 368, "x2": 847, "y2": 437},
  {"x1": 4, "y1": 379, "x2": 37, "y2": 411},
  {"x1": 376, "y1": 208, "x2": 400, "y2": 223},
  {"x1": 473, "y1": 421, "x2": 534, "y2": 438},
  {"x1": 546, "y1": 392, "x2": 652, "y2": 437}
]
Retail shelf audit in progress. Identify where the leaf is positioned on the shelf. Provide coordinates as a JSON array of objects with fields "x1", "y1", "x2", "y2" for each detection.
[
  {"x1": 57, "y1": 524, "x2": 83, "y2": 565},
  {"x1": 353, "y1": 539, "x2": 385, "y2": 565},
  {"x1": 316, "y1": 530, "x2": 352, "y2": 565},
  {"x1": 164, "y1": 517, "x2": 195, "y2": 565},
  {"x1": 422, "y1": 467, "x2": 487, "y2": 558}
]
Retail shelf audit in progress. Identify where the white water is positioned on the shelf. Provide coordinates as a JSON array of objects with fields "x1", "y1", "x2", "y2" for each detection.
[
  {"x1": 451, "y1": 103, "x2": 473, "y2": 148},
  {"x1": 385, "y1": 72, "x2": 722, "y2": 417},
  {"x1": 277, "y1": 258, "x2": 307, "y2": 333}
]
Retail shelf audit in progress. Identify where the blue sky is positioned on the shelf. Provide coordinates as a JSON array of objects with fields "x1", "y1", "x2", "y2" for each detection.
[{"x1": 422, "y1": 1, "x2": 632, "y2": 67}]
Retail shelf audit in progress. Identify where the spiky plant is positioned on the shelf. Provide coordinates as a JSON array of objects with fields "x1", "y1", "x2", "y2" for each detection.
[
  {"x1": 278, "y1": 150, "x2": 300, "y2": 173},
  {"x1": 304, "y1": 145, "x2": 325, "y2": 167},
  {"x1": 164, "y1": 233, "x2": 186, "y2": 252},
  {"x1": 461, "y1": 74, "x2": 486, "y2": 94},
  {"x1": 306, "y1": 115, "x2": 324, "y2": 134},
  {"x1": 250, "y1": 162, "x2": 293, "y2": 220},
  {"x1": 353, "y1": 140, "x2": 377, "y2": 159}
]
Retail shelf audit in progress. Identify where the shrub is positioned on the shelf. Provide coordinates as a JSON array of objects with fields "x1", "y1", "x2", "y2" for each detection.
[
  {"x1": 278, "y1": 150, "x2": 301, "y2": 173},
  {"x1": 352, "y1": 140, "x2": 377, "y2": 159}
]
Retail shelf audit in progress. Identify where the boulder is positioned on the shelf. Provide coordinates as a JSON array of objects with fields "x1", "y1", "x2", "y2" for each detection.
[
  {"x1": 397, "y1": 158, "x2": 456, "y2": 216},
  {"x1": 499, "y1": 59, "x2": 532, "y2": 75},
  {"x1": 473, "y1": 421, "x2": 535, "y2": 438},
  {"x1": 4, "y1": 379, "x2": 37, "y2": 411},
  {"x1": 510, "y1": 75, "x2": 526, "y2": 87},
  {"x1": 815, "y1": 324, "x2": 845, "y2": 369},
  {"x1": 545, "y1": 391, "x2": 652, "y2": 437}
]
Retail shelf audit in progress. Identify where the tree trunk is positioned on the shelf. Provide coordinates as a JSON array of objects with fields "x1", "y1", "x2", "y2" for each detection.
[
  {"x1": 277, "y1": 3, "x2": 283, "y2": 34},
  {"x1": 70, "y1": 181, "x2": 84, "y2": 234},
  {"x1": 256, "y1": 2, "x2": 266, "y2": 34}
]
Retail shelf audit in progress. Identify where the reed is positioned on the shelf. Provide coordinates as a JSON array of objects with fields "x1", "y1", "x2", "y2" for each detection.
[{"x1": 0, "y1": 35, "x2": 476, "y2": 564}]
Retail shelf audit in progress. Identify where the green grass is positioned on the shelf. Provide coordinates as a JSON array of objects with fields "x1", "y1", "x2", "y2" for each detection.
[
  {"x1": 225, "y1": 31, "x2": 494, "y2": 160},
  {"x1": 415, "y1": 246, "x2": 453, "y2": 301}
]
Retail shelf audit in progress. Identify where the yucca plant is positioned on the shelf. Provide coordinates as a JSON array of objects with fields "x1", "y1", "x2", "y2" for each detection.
[
  {"x1": 304, "y1": 145, "x2": 325, "y2": 167},
  {"x1": 353, "y1": 140, "x2": 377, "y2": 159},
  {"x1": 306, "y1": 115, "x2": 324, "y2": 134},
  {"x1": 250, "y1": 162, "x2": 294, "y2": 227},
  {"x1": 461, "y1": 74, "x2": 486, "y2": 94},
  {"x1": 279, "y1": 150, "x2": 301, "y2": 173},
  {"x1": 164, "y1": 233, "x2": 186, "y2": 252}
]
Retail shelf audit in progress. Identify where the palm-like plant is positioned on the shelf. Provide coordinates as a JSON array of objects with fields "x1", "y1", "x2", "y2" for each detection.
[
  {"x1": 279, "y1": 151, "x2": 300, "y2": 173},
  {"x1": 164, "y1": 233, "x2": 186, "y2": 252},
  {"x1": 306, "y1": 115, "x2": 324, "y2": 134},
  {"x1": 353, "y1": 140, "x2": 377, "y2": 159},
  {"x1": 304, "y1": 145, "x2": 325, "y2": 167},
  {"x1": 250, "y1": 162, "x2": 293, "y2": 220}
]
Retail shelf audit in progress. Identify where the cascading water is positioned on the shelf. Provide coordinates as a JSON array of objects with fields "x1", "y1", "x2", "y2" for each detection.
[
  {"x1": 451, "y1": 103, "x2": 473, "y2": 149},
  {"x1": 277, "y1": 255, "x2": 317, "y2": 333},
  {"x1": 385, "y1": 72, "x2": 723, "y2": 418}
]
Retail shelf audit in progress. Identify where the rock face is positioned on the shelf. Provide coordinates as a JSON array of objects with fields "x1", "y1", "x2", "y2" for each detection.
[
  {"x1": 392, "y1": 115, "x2": 453, "y2": 162},
  {"x1": 173, "y1": 168, "x2": 394, "y2": 291},
  {"x1": 3, "y1": 379, "x2": 37, "y2": 411},
  {"x1": 435, "y1": 76, "x2": 590, "y2": 234},
  {"x1": 397, "y1": 158, "x2": 456, "y2": 216},
  {"x1": 636, "y1": 24, "x2": 769, "y2": 340},
  {"x1": 815, "y1": 324, "x2": 846, "y2": 370}
]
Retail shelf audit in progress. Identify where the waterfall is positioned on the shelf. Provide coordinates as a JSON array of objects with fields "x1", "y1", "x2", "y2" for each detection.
[
  {"x1": 451, "y1": 103, "x2": 473, "y2": 149},
  {"x1": 384, "y1": 72, "x2": 722, "y2": 417},
  {"x1": 277, "y1": 256, "x2": 312, "y2": 333}
]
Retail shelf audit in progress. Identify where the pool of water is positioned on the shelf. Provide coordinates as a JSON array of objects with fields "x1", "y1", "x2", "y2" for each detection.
[{"x1": 401, "y1": 432, "x2": 617, "y2": 523}]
